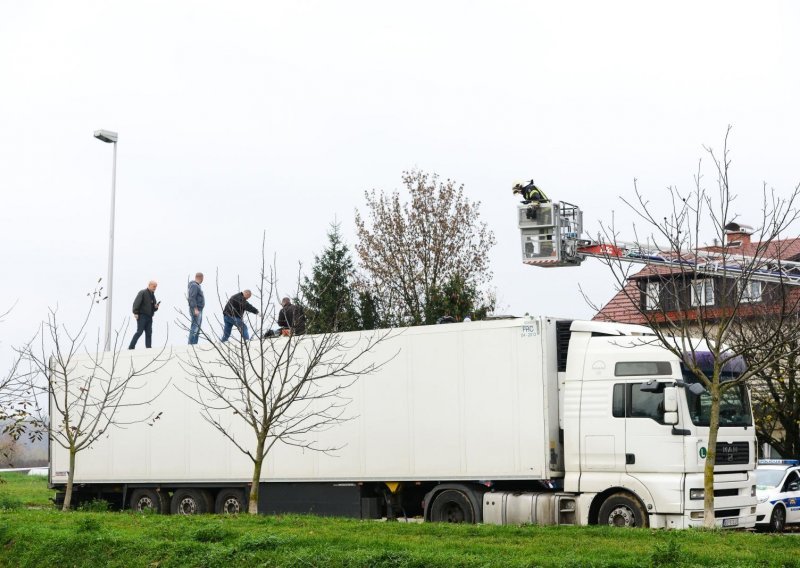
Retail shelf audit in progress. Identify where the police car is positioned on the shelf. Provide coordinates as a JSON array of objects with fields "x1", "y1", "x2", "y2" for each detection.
[{"x1": 755, "y1": 459, "x2": 800, "y2": 532}]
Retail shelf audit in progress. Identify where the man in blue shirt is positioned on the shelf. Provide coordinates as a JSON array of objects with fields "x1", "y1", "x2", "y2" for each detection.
[{"x1": 188, "y1": 272, "x2": 205, "y2": 345}]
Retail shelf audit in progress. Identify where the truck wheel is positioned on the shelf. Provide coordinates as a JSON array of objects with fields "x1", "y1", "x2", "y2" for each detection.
[
  {"x1": 129, "y1": 488, "x2": 167, "y2": 514},
  {"x1": 768, "y1": 505, "x2": 786, "y2": 533},
  {"x1": 598, "y1": 493, "x2": 648, "y2": 528},
  {"x1": 171, "y1": 489, "x2": 212, "y2": 515},
  {"x1": 215, "y1": 489, "x2": 246, "y2": 514},
  {"x1": 429, "y1": 489, "x2": 476, "y2": 523}
]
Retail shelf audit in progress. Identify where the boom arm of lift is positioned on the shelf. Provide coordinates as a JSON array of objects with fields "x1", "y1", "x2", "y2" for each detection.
[{"x1": 517, "y1": 201, "x2": 800, "y2": 286}]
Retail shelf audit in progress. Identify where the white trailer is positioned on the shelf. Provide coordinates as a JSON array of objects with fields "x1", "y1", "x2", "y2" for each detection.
[{"x1": 50, "y1": 317, "x2": 757, "y2": 528}]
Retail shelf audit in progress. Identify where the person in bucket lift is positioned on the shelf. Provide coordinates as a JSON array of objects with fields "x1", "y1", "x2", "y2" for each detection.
[
  {"x1": 513, "y1": 180, "x2": 550, "y2": 221},
  {"x1": 512, "y1": 180, "x2": 550, "y2": 204}
]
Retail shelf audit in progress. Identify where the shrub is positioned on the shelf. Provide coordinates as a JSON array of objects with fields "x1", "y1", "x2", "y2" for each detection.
[
  {"x1": 651, "y1": 537, "x2": 683, "y2": 567},
  {"x1": 0, "y1": 495, "x2": 22, "y2": 510},
  {"x1": 76, "y1": 517, "x2": 101, "y2": 533},
  {"x1": 78, "y1": 499, "x2": 110, "y2": 512}
]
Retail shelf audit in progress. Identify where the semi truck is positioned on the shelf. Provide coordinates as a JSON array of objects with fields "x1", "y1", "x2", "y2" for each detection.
[{"x1": 50, "y1": 316, "x2": 758, "y2": 528}]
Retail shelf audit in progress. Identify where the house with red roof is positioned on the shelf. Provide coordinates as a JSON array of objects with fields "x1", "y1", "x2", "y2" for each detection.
[{"x1": 593, "y1": 223, "x2": 800, "y2": 324}]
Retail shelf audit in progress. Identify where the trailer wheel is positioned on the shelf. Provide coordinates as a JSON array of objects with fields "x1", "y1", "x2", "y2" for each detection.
[
  {"x1": 171, "y1": 489, "x2": 212, "y2": 515},
  {"x1": 129, "y1": 488, "x2": 167, "y2": 514},
  {"x1": 215, "y1": 489, "x2": 246, "y2": 514},
  {"x1": 598, "y1": 492, "x2": 648, "y2": 528},
  {"x1": 429, "y1": 489, "x2": 476, "y2": 523}
]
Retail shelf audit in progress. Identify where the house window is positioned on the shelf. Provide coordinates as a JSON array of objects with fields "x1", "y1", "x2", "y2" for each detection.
[
  {"x1": 691, "y1": 280, "x2": 714, "y2": 307},
  {"x1": 739, "y1": 280, "x2": 763, "y2": 303},
  {"x1": 644, "y1": 281, "x2": 661, "y2": 310}
]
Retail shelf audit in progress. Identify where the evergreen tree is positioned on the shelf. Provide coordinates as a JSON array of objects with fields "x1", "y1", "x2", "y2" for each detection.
[
  {"x1": 358, "y1": 290, "x2": 380, "y2": 330},
  {"x1": 425, "y1": 274, "x2": 495, "y2": 324},
  {"x1": 301, "y1": 222, "x2": 360, "y2": 333}
]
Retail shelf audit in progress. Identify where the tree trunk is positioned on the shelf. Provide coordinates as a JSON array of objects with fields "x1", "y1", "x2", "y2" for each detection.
[
  {"x1": 248, "y1": 439, "x2": 266, "y2": 515},
  {"x1": 703, "y1": 381, "x2": 721, "y2": 528},
  {"x1": 62, "y1": 448, "x2": 76, "y2": 511}
]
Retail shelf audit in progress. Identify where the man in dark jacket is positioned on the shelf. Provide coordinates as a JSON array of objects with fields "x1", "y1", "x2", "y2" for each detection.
[
  {"x1": 278, "y1": 297, "x2": 306, "y2": 335},
  {"x1": 187, "y1": 272, "x2": 205, "y2": 345},
  {"x1": 129, "y1": 280, "x2": 160, "y2": 349},
  {"x1": 221, "y1": 289, "x2": 259, "y2": 342}
]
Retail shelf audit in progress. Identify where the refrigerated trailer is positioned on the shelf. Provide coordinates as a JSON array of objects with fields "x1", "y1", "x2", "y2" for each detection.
[{"x1": 50, "y1": 317, "x2": 758, "y2": 528}]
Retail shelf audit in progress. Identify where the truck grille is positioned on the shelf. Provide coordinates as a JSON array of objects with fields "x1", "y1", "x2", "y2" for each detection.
[
  {"x1": 714, "y1": 509, "x2": 740, "y2": 518},
  {"x1": 714, "y1": 442, "x2": 748, "y2": 465}
]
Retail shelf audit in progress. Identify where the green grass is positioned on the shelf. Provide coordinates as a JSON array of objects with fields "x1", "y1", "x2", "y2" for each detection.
[
  {"x1": 0, "y1": 474, "x2": 797, "y2": 567},
  {"x1": 0, "y1": 473, "x2": 53, "y2": 508},
  {"x1": 1, "y1": 510, "x2": 798, "y2": 567}
]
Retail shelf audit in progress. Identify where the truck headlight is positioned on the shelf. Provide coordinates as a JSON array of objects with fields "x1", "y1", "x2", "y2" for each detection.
[
  {"x1": 751, "y1": 485, "x2": 757, "y2": 497},
  {"x1": 690, "y1": 488, "x2": 704, "y2": 500}
]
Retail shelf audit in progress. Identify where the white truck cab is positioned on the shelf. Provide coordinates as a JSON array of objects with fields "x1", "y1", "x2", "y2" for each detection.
[{"x1": 561, "y1": 320, "x2": 757, "y2": 528}]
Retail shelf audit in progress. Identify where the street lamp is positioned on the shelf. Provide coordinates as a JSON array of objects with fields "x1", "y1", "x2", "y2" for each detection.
[{"x1": 94, "y1": 129, "x2": 118, "y2": 351}]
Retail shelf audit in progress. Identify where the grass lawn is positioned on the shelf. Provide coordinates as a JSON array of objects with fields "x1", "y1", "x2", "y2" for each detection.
[
  {"x1": 0, "y1": 472, "x2": 53, "y2": 508},
  {"x1": 0, "y1": 474, "x2": 796, "y2": 567}
]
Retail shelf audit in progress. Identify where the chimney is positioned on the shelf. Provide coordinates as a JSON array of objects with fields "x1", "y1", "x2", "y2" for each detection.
[{"x1": 724, "y1": 222, "x2": 753, "y2": 247}]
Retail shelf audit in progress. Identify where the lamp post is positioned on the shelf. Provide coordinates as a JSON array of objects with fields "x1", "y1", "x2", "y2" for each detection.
[{"x1": 94, "y1": 129, "x2": 118, "y2": 352}]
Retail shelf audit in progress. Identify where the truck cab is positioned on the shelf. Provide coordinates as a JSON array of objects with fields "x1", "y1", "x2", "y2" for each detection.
[{"x1": 562, "y1": 320, "x2": 757, "y2": 528}]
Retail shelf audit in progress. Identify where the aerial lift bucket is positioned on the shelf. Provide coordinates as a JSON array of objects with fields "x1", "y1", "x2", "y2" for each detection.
[{"x1": 519, "y1": 202, "x2": 584, "y2": 267}]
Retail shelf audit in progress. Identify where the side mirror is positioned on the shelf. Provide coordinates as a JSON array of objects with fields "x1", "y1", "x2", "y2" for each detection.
[
  {"x1": 663, "y1": 411, "x2": 679, "y2": 425},
  {"x1": 640, "y1": 379, "x2": 661, "y2": 393},
  {"x1": 675, "y1": 379, "x2": 708, "y2": 396},
  {"x1": 664, "y1": 387, "x2": 678, "y2": 412},
  {"x1": 788, "y1": 482, "x2": 799, "y2": 492},
  {"x1": 687, "y1": 382, "x2": 706, "y2": 396}
]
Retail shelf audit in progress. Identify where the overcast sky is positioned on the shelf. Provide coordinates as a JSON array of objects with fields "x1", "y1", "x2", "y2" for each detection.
[{"x1": 1, "y1": 1, "x2": 799, "y2": 363}]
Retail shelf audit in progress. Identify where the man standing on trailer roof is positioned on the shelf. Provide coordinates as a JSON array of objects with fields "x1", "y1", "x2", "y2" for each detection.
[
  {"x1": 187, "y1": 272, "x2": 205, "y2": 345},
  {"x1": 221, "y1": 290, "x2": 259, "y2": 342},
  {"x1": 129, "y1": 280, "x2": 160, "y2": 349}
]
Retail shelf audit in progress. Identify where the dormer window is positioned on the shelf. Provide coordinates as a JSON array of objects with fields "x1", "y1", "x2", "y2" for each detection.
[
  {"x1": 740, "y1": 280, "x2": 763, "y2": 303},
  {"x1": 691, "y1": 280, "x2": 715, "y2": 307},
  {"x1": 644, "y1": 281, "x2": 661, "y2": 310}
]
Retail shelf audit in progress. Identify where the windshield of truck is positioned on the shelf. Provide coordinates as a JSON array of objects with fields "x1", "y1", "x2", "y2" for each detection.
[
  {"x1": 681, "y1": 352, "x2": 752, "y2": 427},
  {"x1": 755, "y1": 468, "x2": 786, "y2": 489}
]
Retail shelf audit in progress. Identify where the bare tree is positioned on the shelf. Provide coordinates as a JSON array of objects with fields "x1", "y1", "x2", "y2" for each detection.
[
  {"x1": 20, "y1": 284, "x2": 168, "y2": 510},
  {"x1": 0, "y1": 304, "x2": 38, "y2": 466},
  {"x1": 591, "y1": 127, "x2": 800, "y2": 527},
  {"x1": 178, "y1": 243, "x2": 392, "y2": 514},
  {"x1": 729, "y1": 311, "x2": 800, "y2": 458},
  {"x1": 355, "y1": 169, "x2": 496, "y2": 326},
  {"x1": 0, "y1": 352, "x2": 37, "y2": 466}
]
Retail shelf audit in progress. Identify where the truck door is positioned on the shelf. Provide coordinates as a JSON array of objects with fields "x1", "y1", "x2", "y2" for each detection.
[{"x1": 621, "y1": 382, "x2": 684, "y2": 474}]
